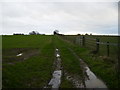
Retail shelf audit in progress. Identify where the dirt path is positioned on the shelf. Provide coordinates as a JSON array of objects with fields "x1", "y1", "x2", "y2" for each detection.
[
  {"x1": 45, "y1": 48, "x2": 84, "y2": 88},
  {"x1": 68, "y1": 48, "x2": 108, "y2": 88},
  {"x1": 45, "y1": 48, "x2": 62, "y2": 88},
  {"x1": 45, "y1": 47, "x2": 108, "y2": 88},
  {"x1": 63, "y1": 70, "x2": 84, "y2": 88}
]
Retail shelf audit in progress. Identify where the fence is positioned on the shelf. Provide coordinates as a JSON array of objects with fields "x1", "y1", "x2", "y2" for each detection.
[{"x1": 59, "y1": 35, "x2": 119, "y2": 59}]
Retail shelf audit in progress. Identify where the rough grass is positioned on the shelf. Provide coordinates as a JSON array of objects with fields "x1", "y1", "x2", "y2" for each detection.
[
  {"x1": 2, "y1": 35, "x2": 118, "y2": 88},
  {"x1": 76, "y1": 50, "x2": 118, "y2": 88},
  {"x1": 60, "y1": 77, "x2": 74, "y2": 88},
  {"x1": 2, "y1": 35, "x2": 52, "y2": 49},
  {"x1": 54, "y1": 36, "x2": 83, "y2": 76},
  {"x1": 61, "y1": 35, "x2": 118, "y2": 60},
  {"x1": 53, "y1": 36, "x2": 83, "y2": 87},
  {"x1": 58, "y1": 35, "x2": 118, "y2": 88},
  {"x1": 2, "y1": 35, "x2": 55, "y2": 88},
  {"x1": 2, "y1": 48, "x2": 40, "y2": 64}
]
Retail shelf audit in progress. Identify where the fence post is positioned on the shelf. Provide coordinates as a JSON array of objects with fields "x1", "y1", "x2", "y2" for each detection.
[
  {"x1": 80, "y1": 36, "x2": 82, "y2": 46},
  {"x1": 96, "y1": 38, "x2": 99, "y2": 53},
  {"x1": 79, "y1": 36, "x2": 81, "y2": 45},
  {"x1": 107, "y1": 42, "x2": 109, "y2": 56},
  {"x1": 82, "y1": 36, "x2": 85, "y2": 46}
]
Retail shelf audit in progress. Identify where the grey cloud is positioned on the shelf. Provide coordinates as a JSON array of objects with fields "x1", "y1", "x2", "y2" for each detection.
[{"x1": 1, "y1": 1, "x2": 118, "y2": 35}]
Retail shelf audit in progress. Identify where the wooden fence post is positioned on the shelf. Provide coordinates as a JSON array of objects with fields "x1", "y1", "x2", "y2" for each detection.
[
  {"x1": 79, "y1": 36, "x2": 81, "y2": 45},
  {"x1": 96, "y1": 38, "x2": 99, "y2": 53},
  {"x1": 80, "y1": 36, "x2": 82, "y2": 46},
  {"x1": 107, "y1": 42, "x2": 109, "y2": 56},
  {"x1": 82, "y1": 36, "x2": 85, "y2": 46}
]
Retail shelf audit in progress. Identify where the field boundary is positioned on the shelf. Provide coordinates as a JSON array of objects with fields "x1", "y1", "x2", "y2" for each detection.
[{"x1": 59, "y1": 35, "x2": 119, "y2": 57}]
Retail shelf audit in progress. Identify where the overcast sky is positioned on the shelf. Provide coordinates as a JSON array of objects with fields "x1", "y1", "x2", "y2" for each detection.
[{"x1": 0, "y1": 0, "x2": 119, "y2": 35}]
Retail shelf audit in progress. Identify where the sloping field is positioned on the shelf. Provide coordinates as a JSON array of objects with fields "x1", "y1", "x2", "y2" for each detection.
[
  {"x1": 55, "y1": 35, "x2": 118, "y2": 88},
  {"x1": 2, "y1": 35, "x2": 118, "y2": 88},
  {"x1": 60, "y1": 35, "x2": 118, "y2": 59},
  {"x1": 2, "y1": 35, "x2": 55, "y2": 88}
]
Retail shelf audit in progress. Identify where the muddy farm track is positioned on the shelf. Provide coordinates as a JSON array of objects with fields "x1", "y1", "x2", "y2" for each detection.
[{"x1": 2, "y1": 35, "x2": 119, "y2": 89}]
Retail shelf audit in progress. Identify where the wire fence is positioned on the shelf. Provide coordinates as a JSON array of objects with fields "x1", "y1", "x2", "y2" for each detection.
[{"x1": 59, "y1": 35, "x2": 119, "y2": 59}]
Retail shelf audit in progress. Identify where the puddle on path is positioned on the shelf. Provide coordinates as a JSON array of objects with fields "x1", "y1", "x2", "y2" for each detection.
[
  {"x1": 68, "y1": 48, "x2": 108, "y2": 88},
  {"x1": 78, "y1": 58, "x2": 108, "y2": 88},
  {"x1": 16, "y1": 53, "x2": 23, "y2": 56},
  {"x1": 56, "y1": 54, "x2": 60, "y2": 58},
  {"x1": 46, "y1": 48, "x2": 62, "y2": 88},
  {"x1": 48, "y1": 70, "x2": 62, "y2": 88},
  {"x1": 46, "y1": 47, "x2": 108, "y2": 88},
  {"x1": 85, "y1": 66, "x2": 107, "y2": 88},
  {"x1": 64, "y1": 71, "x2": 84, "y2": 88}
]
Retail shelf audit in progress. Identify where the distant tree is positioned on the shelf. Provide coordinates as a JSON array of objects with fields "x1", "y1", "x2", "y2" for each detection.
[
  {"x1": 85, "y1": 33, "x2": 89, "y2": 35},
  {"x1": 90, "y1": 33, "x2": 92, "y2": 35},
  {"x1": 77, "y1": 34, "x2": 81, "y2": 35},
  {"x1": 53, "y1": 30, "x2": 59, "y2": 35},
  {"x1": 29, "y1": 31, "x2": 36, "y2": 35},
  {"x1": 29, "y1": 31, "x2": 40, "y2": 35}
]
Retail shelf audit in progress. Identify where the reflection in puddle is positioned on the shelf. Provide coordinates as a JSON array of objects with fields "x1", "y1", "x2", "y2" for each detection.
[
  {"x1": 56, "y1": 48, "x2": 58, "y2": 51},
  {"x1": 47, "y1": 48, "x2": 62, "y2": 88},
  {"x1": 16, "y1": 53, "x2": 23, "y2": 56},
  {"x1": 66, "y1": 48, "x2": 108, "y2": 88},
  {"x1": 56, "y1": 54, "x2": 60, "y2": 58},
  {"x1": 48, "y1": 70, "x2": 62, "y2": 88},
  {"x1": 85, "y1": 67, "x2": 107, "y2": 88}
]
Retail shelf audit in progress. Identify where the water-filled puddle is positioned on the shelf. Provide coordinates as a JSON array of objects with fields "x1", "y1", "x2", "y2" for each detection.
[
  {"x1": 56, "y1": 54, "x2": 60, "y2": 58},
  {"x1": 85, "y1": 67, "x2": 107, "y2": 88},
  {"x1": 16, "y1": 53, "x2": 23, "y2": 56},
  {"x1": 48, "y1": 70, "x2": 62, "y2": 88},
  {"x1": 47, "y1": 48, "x2": 62, "y2": 88},
  {"x1": 56, "y1": 49, "x2": 59, "y2": 51}
]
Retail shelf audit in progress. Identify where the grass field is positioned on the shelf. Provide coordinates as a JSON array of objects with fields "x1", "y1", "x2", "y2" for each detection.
[
  {"x1": 2, "y1": 35, "x2": 119, "y2": 88},
  {"x1": 2, "y1": 35, "x2": 55, "y2": 88},
  {"x1": 57, "y1": 35, "x2": 119, "y2": 88},
  {"x1": 60, "y1": 35, "x2": 118, "y2": 60}
]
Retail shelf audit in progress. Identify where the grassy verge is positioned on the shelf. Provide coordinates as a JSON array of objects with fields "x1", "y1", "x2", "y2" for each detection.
[
  {"x1": 60, "y1": 77, "x2": 74, "y2": 88},
  {"x1": 54, "y1": 36, "x2": 83, "y2": 76},
  {"x1": 60, "y1": 35, "x2": 118, "y2": 60},
  {"x1": 57, "y1": 35, "x2": 118, "y2": 88},
  {"x1": 2, "y1": 35, "x2": 52, "y2": 49},
  {"x1": 75, "y1": 49, "x2": 118, "y2": 88},
  {"x1": 2, "y1": 35, "x2": 118, "y2": 88},
  {"x1": 54, "y1": 36, "x2": 83, "y2": 88},
  {"x1": 2, "y1": 35, "x2": 55, "y2": 88}
]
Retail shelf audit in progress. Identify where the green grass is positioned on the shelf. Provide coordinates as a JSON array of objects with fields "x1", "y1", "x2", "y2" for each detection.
[
  {"x1": 2, "y1": 35, "x2": 119, "y2": 88},
  {"x1": 2, "y1": 35, "x2": 52, "y2": 49},
  {"x1": 54, "y1": 36, "x2": 83, "y2": 76},
  {"x1": 61, "y1": 35, "x2": 118, "y2": 59},
  {"x1": 2, "y1": 35, "x2": 55, "y2": 88},
  {"x1": 53, "y1": 36, "x2": 83, "y2": 87},
  {"x1": 3, "y1": 35, "x2": 83, "y2": 88},
  {"x1": 79, "y1": 50, "x2": 118, "y2": 88},
  {"x1": 60, "y1": 77, "x2": 74, "y2": 88},
  {"x1": 58, "y1": 35, "x2": 118, "y2": 88}
]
